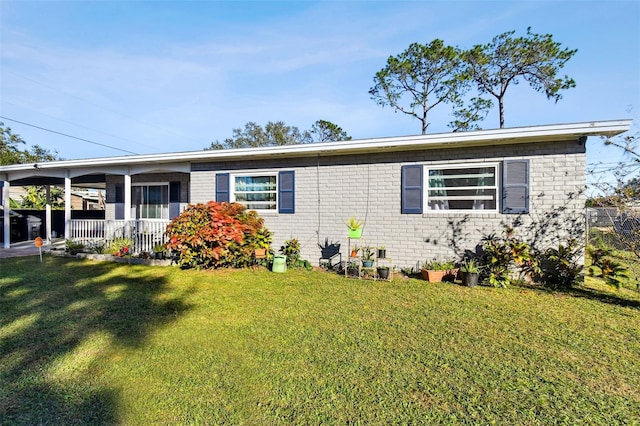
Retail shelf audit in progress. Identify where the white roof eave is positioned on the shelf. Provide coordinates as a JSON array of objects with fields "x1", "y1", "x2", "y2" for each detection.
[{"x1": 0, "y1": 119, "x2": 632, "y2": 177}]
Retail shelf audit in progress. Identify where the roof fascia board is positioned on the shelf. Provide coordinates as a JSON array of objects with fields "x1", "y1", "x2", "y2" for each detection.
[{"x1": 0, "y1": 119, "x2": 632, "y2": 174}]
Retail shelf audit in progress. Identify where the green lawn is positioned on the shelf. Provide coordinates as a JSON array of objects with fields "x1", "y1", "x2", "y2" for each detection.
[{"x1": 1, "y1": 256, "x2": 639, "y2": 425}]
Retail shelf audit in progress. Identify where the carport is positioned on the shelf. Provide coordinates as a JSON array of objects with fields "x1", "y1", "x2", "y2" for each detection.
[{"x1": 1, "y1": 166, "x2": 105, "y2": 248}]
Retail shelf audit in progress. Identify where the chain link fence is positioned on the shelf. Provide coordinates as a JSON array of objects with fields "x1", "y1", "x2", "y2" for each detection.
[
  {"x1": 586, "y1": 206, "x2": 640, "y2": 291},
  {"x1": 586, "y1": 207, "x2": 640, "y2": 251}
]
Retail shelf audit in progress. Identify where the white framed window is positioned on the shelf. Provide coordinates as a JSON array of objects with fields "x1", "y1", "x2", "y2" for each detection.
[
  {"x1": 425, "y1": 163, "x2": 498, "y2": 212},
  {"x1": 232, "y1": 174, "x2": 277, "y2": 211},
  {"x1": 132, "y1": 183, "x2": 169, "y2": 219}
]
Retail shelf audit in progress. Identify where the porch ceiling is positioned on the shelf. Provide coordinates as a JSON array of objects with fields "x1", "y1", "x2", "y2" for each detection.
[{"x1": 8, "y1": 174, "x2": 106, "y2": 189}]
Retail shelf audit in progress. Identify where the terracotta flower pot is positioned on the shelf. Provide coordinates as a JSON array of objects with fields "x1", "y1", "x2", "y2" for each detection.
[{"x1": 421, "y1": 269, "x2": 446, "y2": 282}]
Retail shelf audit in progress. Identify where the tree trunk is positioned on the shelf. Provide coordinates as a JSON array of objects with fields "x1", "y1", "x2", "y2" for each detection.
[
  {"x1": 499, "y1": 97, "x2": 505, "y2": 128},
  {"x1": 422, "y1": 109, "x2": 428, "y2": 134}
]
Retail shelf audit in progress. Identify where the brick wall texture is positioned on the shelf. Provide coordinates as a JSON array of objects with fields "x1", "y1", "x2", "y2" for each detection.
[{"x1": 187, "y1": 139, "x2": 586, "y2": 269}]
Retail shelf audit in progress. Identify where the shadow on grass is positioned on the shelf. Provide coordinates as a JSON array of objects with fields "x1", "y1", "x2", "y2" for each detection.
[
  {"x1": 514, "y1": 280, "x2": 640, "y2": 310},
  {"x1": 564, "y1": 285, "x2": 640, "y2": 310},
  {"x1": 0, "y1": 256, "x2": 192, "y2": 424}
]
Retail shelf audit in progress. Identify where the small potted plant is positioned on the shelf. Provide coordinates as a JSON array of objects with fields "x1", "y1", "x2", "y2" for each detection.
[
  {"x1": 377, "y1": 246, "x2": 386, "y2": 259},
  {"x1": 421, "y1": 259, "x2": 455, "y2": 282},
  {"x1": 442, "y1": 261, "x2": 458, "y2": 282},
  {"x1": 361, "y1": 246, "x2": 375, "y2": 267},
  {"x1": 153, "y1": 244, "x2": 166, "y2": 259},
  {"x1": 350, "y1": 245, "x2": 360, "y2": 258},
  {"x1": 346, "y1": 260, "x2": 360, "y2": 277},
  {"x1": 318, "y1": 238, "x2": 340, "y2": 259},
  {"x1": 459, "y1": 258, "x2": 481, "y2": 287},
  {"x1": 344, "y1": 217, "x2": 364, "y2": 239},
  {"x1": 65, "y1": 239, "x2": 85, "y2": 255},
  {"x1": 376, "y1": 265, "x2": 390, "y2": 280}
]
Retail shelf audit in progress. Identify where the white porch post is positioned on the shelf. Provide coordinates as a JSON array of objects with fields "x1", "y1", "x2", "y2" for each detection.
[
  {"x1": 64, "y1": 173, "x2": 71, "y2": 240},
  {"x1": 2, "y1": 180, "x2": 10, "y2": 248},
  {"x1": 124, "y1": 172, "x2": 132, "y2": 238},
  {"x1": 45, "y1": 185, "x2": 52, "y2": 243},
  {"x1": 124, "y1": 173, "x2": 132, "y2": 221}
]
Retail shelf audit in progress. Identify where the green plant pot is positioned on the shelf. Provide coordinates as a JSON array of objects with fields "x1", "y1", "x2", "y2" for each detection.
[
  {"x1": 362, "y1": 260, "x2": 374, "y2": 268},
  {"x1": 272, "y1": 255, "x2": 287, "y2": 273},
  {"x1": 348, "y1": 228, "x2": 363, "y2": 239}
]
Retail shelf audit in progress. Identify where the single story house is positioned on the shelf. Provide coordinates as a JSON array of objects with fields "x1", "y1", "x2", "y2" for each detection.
[{"x1": 1, "y1": 120, "x2": 632, "y2": 268}]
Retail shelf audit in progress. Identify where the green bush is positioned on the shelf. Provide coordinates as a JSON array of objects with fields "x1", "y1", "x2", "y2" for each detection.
[
  {"x1": 586, "y1": 243, "x2": 629, "y2": 289},
  {"x1": 480, "y1": 227, "x2": 539, "y2": 288},
  {"x1": 279, "y1": 238, "x2": 312, "y2": 270},
  {"x1": 165, "y1": 201, "x2": 270, "y2": 269},
  {"x1": 539, "y1": 239, "x2": 584, "y2": 289},
  {"x1": 107, "y1": 237, "x2": 133, "y2": 257},
  {"x1": 280, "y1": 238, "x2": 301, "y2": 268},
  {"x1": 65, "y1": 239, "x2": 85, "y2": 252}
]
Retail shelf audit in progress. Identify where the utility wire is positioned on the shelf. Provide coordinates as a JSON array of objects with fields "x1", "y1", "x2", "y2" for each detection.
[
  {"x1": 4, "y1": 100, "x2": 157, "y2": 151},
  {"x1": 0, "y1": 116, "x2": 139, "y2": 155}
]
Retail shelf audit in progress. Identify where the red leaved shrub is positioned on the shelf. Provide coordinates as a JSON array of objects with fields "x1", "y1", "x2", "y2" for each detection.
[{"x1": 165, "y1": 201, "x2": 271, "y2": 269}]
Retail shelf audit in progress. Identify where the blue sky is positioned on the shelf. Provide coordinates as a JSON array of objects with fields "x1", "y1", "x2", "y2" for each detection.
[{"x1": 1, "y1": 1, "x2": 639, "y2": 188}]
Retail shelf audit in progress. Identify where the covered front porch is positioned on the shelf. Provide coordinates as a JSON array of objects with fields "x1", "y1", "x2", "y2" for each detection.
[
  {"x1": 69, "y1": 218, "x2": 170, "y2": 254},
  {"x1": 2, "y1": 157, "x2": 189, "y2": 253}
]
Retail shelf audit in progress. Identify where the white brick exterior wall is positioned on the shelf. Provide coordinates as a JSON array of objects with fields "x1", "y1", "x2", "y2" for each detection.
[{"x1": 188, "y1": 140, "x2": 586, "y2": 268}]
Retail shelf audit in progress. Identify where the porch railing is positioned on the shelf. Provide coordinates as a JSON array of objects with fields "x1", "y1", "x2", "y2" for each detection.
[{"x1": 69, "y1": 219, "x2": 171, "y2": 254}]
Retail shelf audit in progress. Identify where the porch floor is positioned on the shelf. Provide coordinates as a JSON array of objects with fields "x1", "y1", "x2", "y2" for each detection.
[{"x1": 0, "y1": 239, "x2": 65, "y2": 259}]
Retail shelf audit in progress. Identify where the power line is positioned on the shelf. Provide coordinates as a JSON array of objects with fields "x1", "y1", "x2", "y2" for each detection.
[
  {"x1": 4, "y1": 100, "x2": 157, "y2": 151},
  {"x1": 0, "y1": 116, "x2": 139, "y2": 155}
]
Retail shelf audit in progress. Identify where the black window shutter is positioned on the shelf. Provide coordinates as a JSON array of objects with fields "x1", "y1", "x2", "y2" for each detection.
[
  {"x1": 169, "y1": 181, "x2": 181, "y2": 218},
  {"x1": 502, "y1": 160, "x2": 530, "y2": 214},
  {"x1": 216, "y1": 173, "x2": 230, "y2": 203},
  {"x1": 278, "y1": 171, "x2": 295, "y2": 214},
  {"x1": 169, "y1": 181, "x2": 181, "y2": 203},
  {"x1": 114, "y1": 183, "x2": 124, "y2": 220},
  {"x1": 401, "y1": 165, "x2": 423, "y2": 214},
  {"x1": 115, "y1": 183, "x2": 123, "y2": 203}
]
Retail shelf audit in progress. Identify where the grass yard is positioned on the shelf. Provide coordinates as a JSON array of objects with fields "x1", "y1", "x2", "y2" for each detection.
[{"x1": 1, "y1": 256, "x2": 639, "y2": 425}]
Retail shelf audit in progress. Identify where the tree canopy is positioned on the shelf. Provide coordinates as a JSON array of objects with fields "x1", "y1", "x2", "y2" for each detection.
[
  {"x1": 310, "y1": 120, "x2": 352, "y2": 142},
  {"x1": 370, "y1": 28, "x2": 576, "y2": 133},
  {"x1": 369, "y1": 39, "x2": 466, "y2": 135},
  {"x1": 463, "y1": 27, "x2": 577, "y2": 128},
  {"x1": 1, "y1": 122, "x2": 60, "y2": 165},
  {"x1": 208, "y1": 120, "x2": 351, "y2": 149},
  {"x1": 18, "y1": 186, "x2": 65, "y2": 209}
]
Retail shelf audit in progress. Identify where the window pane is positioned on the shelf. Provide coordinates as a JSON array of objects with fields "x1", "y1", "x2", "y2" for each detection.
[
  {"x1": 426, "y1": 166, "x2": 497, "y2": 211},
  {"x1": 234, "y1": 192, "x2": 277, "y2": 202},
  {"x1": 428, "y1": 167, "x2": 495, "y2": 187},
  {"x1": 234, "y1": 175, "x2": 277, "y2": 210},
  {"x1": 132, "y1": 184, "x2": 169, "y2": 219},
  {"x1": 235, "y1": 176, "x2": 276, "y2": 191}
]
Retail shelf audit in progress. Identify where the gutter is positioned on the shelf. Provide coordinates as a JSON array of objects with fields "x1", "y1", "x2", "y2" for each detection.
[{"x1": 0, "y1": 119, "x2": 632, "y2": 174}]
